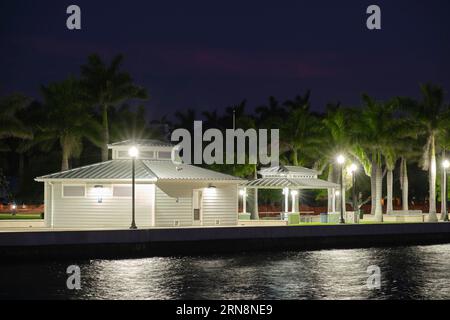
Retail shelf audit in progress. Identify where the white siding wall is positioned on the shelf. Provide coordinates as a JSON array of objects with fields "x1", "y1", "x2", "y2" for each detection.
[
  {"x1": 51, "y1": 183, "x2": 154, "y2": 228},
  {"x1": 155, "y1": 186, "x2": 193, "y2": 227},
  {"x1": 202, "y1": 185, "x2": 238, "y2": 226},
  {"x1": 44, "y1": 182, "x2": 52, "y2": 227}
]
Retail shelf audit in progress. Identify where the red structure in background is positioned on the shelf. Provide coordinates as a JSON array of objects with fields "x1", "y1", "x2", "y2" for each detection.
[{"x1": 0, "y1": 204, "x2": 44, "y2": 214}]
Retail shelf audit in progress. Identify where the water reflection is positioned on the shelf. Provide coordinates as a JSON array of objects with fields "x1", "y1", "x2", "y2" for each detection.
[{"x1": 1, "y1": 244, "x2": 450, "y2": 299}]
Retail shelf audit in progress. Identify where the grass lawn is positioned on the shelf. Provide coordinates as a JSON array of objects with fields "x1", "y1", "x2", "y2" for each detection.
[{"x1": 0, "y1": 213, "x2": 43, "y2": 220}]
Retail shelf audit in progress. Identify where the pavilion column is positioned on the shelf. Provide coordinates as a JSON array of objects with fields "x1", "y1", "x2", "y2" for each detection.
[
  {"x1": 291, "y1": 190, "x2": 299, "y2": 213},
  {"x1": 283, "y1": 188, "x2": 289, "y2": 213},
  {"x1": 291, "y1": 193, "x2": 296, "y2": 213},
  {"x1": 242, "y1": 187, "x2": 247, "y2": 214},
  {"x1": 331, "y1": 188, "x2": 336, "y2": 213}
]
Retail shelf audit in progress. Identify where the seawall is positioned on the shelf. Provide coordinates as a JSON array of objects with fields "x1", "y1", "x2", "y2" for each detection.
[{"x1": 1, "y1": 223, "x2": 450, "y2": 261}]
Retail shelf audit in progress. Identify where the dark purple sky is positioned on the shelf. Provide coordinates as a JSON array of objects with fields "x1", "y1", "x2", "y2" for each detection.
[{"x1": 1, "y1": 0, "x2": 450, "y2": 119}]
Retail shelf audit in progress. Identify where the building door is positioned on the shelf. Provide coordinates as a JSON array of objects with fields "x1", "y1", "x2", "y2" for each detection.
[{"x1": 193, "y1": 189, "x2": 203, "y2": 225}]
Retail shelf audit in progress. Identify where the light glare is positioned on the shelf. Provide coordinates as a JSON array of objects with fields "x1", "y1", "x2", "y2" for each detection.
[{"x1": 128, "y1": 146, "x2": 139, "y2": 158}]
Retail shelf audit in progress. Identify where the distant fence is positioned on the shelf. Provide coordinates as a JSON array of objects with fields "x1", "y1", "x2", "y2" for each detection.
[{"x1": 256, "y1": 203, "x2": 438, "y2": 218}]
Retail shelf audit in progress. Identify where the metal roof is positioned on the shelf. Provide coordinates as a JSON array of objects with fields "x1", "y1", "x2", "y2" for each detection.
[
  {"x1": 108, "y1": 139, "x2": 173, "y2": 148},
  {"x1": 36, "y1": 160, "x2": 156, "y2": 180},
  {"x1": 242, "y1": 177, "x2": 339, "y2": 189},
  {"x1": 142, "y1": 160, "x2": 242, "y2": 181},
  {"x1": 36, "y1": 160, "x2": 242, "y2": 182},
  {"x1": 259, "y1": 165, "x2": 318, "y2": 176}
]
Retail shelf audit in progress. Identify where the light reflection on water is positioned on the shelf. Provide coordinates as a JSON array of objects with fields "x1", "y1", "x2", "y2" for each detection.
[{"x1": 1, "y1": 244, "x2": 450, "y2": 299}]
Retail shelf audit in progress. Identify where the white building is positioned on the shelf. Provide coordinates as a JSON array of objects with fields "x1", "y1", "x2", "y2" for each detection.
[{"x1": 35, "y1": 140, "x2": 243, "y2": 229}]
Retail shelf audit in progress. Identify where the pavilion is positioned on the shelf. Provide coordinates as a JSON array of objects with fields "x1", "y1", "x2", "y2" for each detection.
[{"x1": 240, "y1": 165, "x2": 340, "y2": 222}]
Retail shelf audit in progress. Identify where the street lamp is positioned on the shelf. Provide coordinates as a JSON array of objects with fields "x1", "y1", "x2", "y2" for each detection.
[
  {"x1": 128, "y1": 146, "x2": 139, "y2": 229},
  {"x1": 348, "y1": 163, "x2": 358, "y2": 219},
  {"x1": 336, "y1": 154, "x2": 345, "y2": 224},
  {"x1": 442, "y1": 159, "x2": 450, "y2": 221}
]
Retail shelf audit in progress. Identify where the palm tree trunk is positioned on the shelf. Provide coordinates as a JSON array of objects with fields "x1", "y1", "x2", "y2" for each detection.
[
  {"x1": 429, "y1": 134, "x2": 438, "y2": 222},
  {"x1": 386, "y1": 169, "x2": 393, "y2": 214},
  {"x1": 18, "y1": 153, "x2": 24, "y2": 188},
  {"x1": 370, "y1": 160, "x2": 376, "y2": 215},
  {"x1": 251, "y1": 164, "x2": 259, "y2": 220},
  {"x1": 61, "y1": 149, "x2": 69, "y2": 171},
  {"x1": 374, "y1": 160, "x2": 383, "y2": 222},
  {"x1": 101, "y1": 103, "x2": 109, "y2": 162},
  {"x1": 441, "y1": 149, "x2": 446, "y2": 218},
  {"x1": 327, "y1": 165, "x2": 334, "y2": 213},
  {"x1": 401, "y1": 158, "x2": 409, "y2": 211},
  {"x1": 291, "y1": 149, "x2": 298, "y2": 166}
]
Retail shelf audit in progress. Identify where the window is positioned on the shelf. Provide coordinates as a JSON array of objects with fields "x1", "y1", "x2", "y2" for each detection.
[
  {"x1": 140, "y1": 151, "x2": 155, "y2": 159},
  {"x1": 158, "y1": 151, "x2": 172, "y2": 160},
  {"x1": 113, "y1": 185, "x2": 132, "y2": 197},
  {"x1": 118, "y1": 151, "x2": 128, "y2": 158},
  {"x1": 63, "y1": 185, "x2": 85, "y2": 197},
  {"x1": 117, "y1": 150, "x2": 155, "y2": 159}
]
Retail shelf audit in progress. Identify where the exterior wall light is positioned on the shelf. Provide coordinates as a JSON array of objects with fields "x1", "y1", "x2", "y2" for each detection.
[{"x1": 94, "y1": 185, "x2": 104, "y2": 203}]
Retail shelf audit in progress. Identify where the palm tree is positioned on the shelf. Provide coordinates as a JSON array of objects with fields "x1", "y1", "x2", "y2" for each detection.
[
  {"x1": 315, "y1": 103, "x2": 369, "y2": 213},
  {"x1": 280, "y1": 105, "x2": 322, "y2": 166},
  {"x1": 40, "y1": 77, "x2": 103, "y2": 171},
  {"x1": 437, "y1": 127, "x2": 450, "y2": 220},
  {"x1": 109, "y1": 104, "x2": 160, "y2": 142},
  {"x1": 283, "y1": 90, "x2": 311, "y2": 111},
  {"x1": 356, "y1": 95, "x2": 397, "y2": 222},
  {"x1": 174, "y1": 108, "x2": 197, "y2": 132},
  {"x1": 80, "y1": 54, "x2": 148, "y2": 161},
  {"x1": 382, "y1": 116, "x2": 418, "y2": 214},
  {"x1": 399, "y1": 83, "x2": 450, "y2": 222},
  {"x1": 202, "y1": 110, "x2": 221, "y2": 130},
  {"x1": 0, "y1": 93, "x2": 32, "y2": 141},
  {"x1": 255, "y1": 96, "x2": 286, "y2": 128}
]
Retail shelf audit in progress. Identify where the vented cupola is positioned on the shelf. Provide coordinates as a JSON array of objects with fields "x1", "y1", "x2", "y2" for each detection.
[{"x1": 108, "y1": 140, "x2": 174, "y2": 161}]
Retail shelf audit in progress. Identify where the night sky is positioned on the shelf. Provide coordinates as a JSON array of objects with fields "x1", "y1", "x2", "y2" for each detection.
[{"x1": 1, "y1": 0, "x2": 450, "y2": 119}]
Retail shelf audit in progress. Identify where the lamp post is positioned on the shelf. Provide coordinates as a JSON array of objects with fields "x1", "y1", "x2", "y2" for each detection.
[
  {"x1": 337, "y1": 154, "x2": 345, "y2": 224},
  {"x1": 442, "y1": 159, "x2": 450, "y2": 222},
  {"x1": 129, "y1": 146, "x2": 139, "y2": 229},
  {"x1": 348, "y1": 163, "x2": 358, "y2": 219},
  {"x1": 11, "y1": 202, "x2": 17, "y2": 216}
]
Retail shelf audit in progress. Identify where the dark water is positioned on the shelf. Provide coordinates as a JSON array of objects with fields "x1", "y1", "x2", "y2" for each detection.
[{"x1": 1, "y1": 244, "x2": 450, "y2": 300}]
